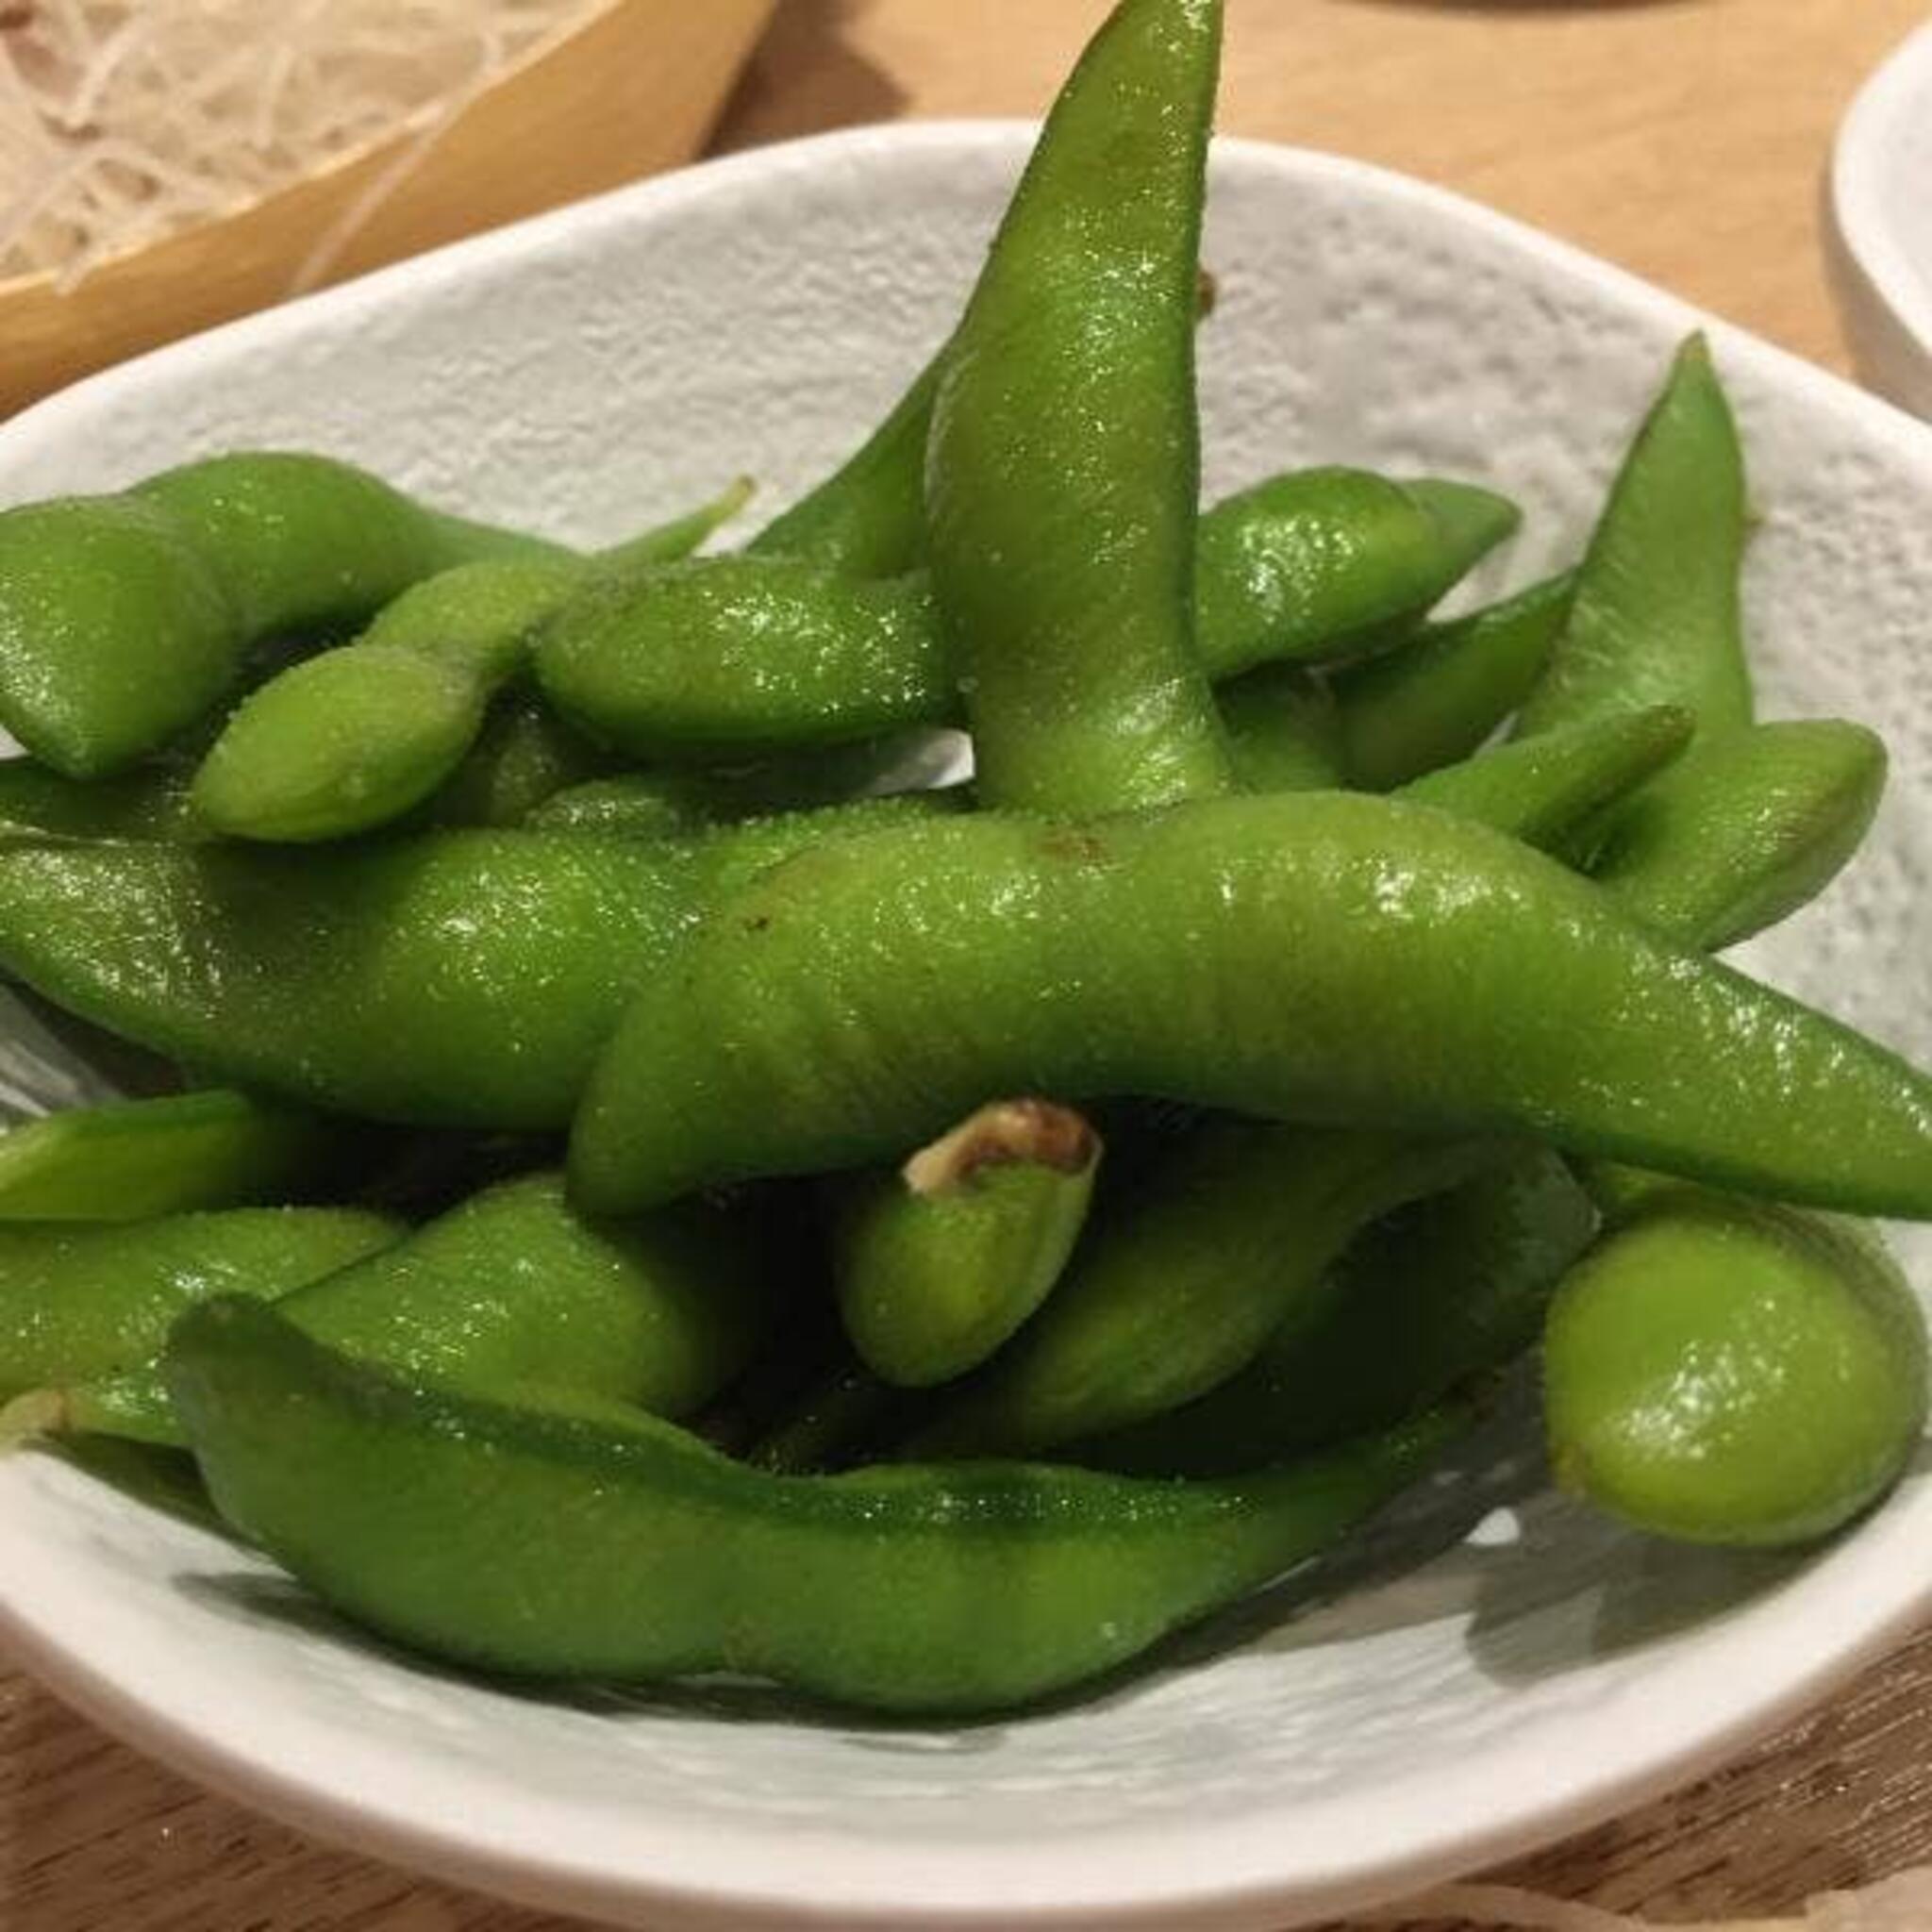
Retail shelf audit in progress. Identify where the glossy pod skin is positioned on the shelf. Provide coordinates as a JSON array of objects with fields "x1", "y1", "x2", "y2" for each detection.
[
  {"x1": 924, "y1": 0, "x2": 1230, "y2": 811},
  {"x1": 906, "y1": 708, "x2": 1690, "y2": 1455},
  {"x1": 0, "y1": 1090, "x2": 354, "y2": 1221},
  {"x1": 835, "y1": 1100, "x2": 1102, "y2": 1388},
  {"x1": 1544, "y1": 1185, "x2": 1927, "y2": 1544},
  {"x1": 192, "y1": 558, "x2": 581, "y2": 841},
  {"x1": 1082, "y1": 1150, "x2": 1597, "y2": 1476},
  {"x1": 48, "y1": 1171, "x2": 785, "y2": 1449},
  {"x1": 0, "y1": 796, "x2": 958, "y2": 1128},
  {"x1": 192, "y1": 481, "x2": 752, "y2": 844},
  {"x1": 165, "y1": 1296, "x2": 1457, "y2": 1713},
  {"x1": 0, "y1": 1207, "x2": 398, "y2": 1404},
  {"x1": 532, "y1": 473, "x2": 1515, "y2": 763},
  {"x1": 0, "y1": 453, "x2": 554, "y2": 778},
  {"x1": 570, "y1": 784, "x2": 1932, "y2": 1220}
]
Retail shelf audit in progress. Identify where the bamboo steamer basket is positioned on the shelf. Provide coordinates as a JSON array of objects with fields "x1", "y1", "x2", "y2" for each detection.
[{"x1": 0, "y1": 0, "x2": 775, "y2": 420}]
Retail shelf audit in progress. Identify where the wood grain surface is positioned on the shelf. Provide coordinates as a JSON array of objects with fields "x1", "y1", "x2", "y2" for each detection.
[{"x1": 7, "y1": 2, "x2": 1932, "y2": 1927}]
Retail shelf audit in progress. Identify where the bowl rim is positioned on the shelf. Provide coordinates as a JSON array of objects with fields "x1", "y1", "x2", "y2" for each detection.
[
  {"x1": 7, "y1": 116, "x2": 1932, "y2": 1932},
  {"x1": 1830, "y1": 19, "x2": 1932, "y2": 391}
]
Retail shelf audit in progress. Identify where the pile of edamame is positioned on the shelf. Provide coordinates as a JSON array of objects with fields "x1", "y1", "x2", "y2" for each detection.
[{"x1": 0, "y1": 0, "x2": 1928, "y2": 1716}]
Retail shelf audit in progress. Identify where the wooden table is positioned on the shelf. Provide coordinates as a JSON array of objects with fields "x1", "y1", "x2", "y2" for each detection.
[{"x1": 7, "y1": 2, "x2": 1931, "y2": 1925}]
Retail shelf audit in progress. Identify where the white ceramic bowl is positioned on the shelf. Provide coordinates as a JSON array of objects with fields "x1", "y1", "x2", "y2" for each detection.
[
  {"x1": 5, "y1": 124, "x2": 1932, "y2": 1932},
  {"x1": 1831, "y1": 19, "x2": 1932, "y2": 418}
]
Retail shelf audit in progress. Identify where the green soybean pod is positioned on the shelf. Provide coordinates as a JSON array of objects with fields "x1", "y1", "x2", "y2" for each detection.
[
  {"x1": 1079, "y1": 1149, "x2": 1597, "y2": 1476},
  {"x1": 0, "y1": 453, "x2": 551, "y2": 778},
  {"x1": 1193, "y1": 471, "x2": 1520, "y2": 679},
  {"x1": 1545, "y1": 1187, "x2": 1927, "y2": 1545},
  {"x1": 534, "y1": 472, "x2": 1520, "y2": 765},
  {"x1": 1589, "y1": 719, "x2": 1887, "y2": 952},
  {"x1": 0, "y1": 761, "x2": 201, "y2": 841},
  {"x1": 1335, "y1": 571, "x2": 1578, "y2": 790},
  {"x1": 924, "y1": 0, "x2": 1232, "y2": 813},
  {"x1": 835, "y1": 1100, "x2": 1102, "y2": 1388},
  {"x1": 1517, "y1": 338, "x2": 1749, "y2": 738},
  {"x1": 192, "y1": 481, "x2": 752, "y2": 844},
  {"x1": 0, "y1": 1207, "x2": 400, "y2": 1404},
  {"x1": 0, "y1": 1090, "x2": 356, "y2": 1222},
  {"x1": 570, "y1": 787, "x2": 1932, "y2": 1220},
  {"x1": 165, "y1": 1295, "x2": 1457, "y2": 1714},
  {"x1": 910, "y1": 1124, "x2": 1493, "y2": 1457},
  {"x1": 903, "y1": 709, "x2": 1690, "y2": 1457},
  {"x1": 43, "y1": 1170, "x2": 783, "y2": 1449},
  {"x1": 0, "y1": 798, "x2": 958, "y2": 1129}
]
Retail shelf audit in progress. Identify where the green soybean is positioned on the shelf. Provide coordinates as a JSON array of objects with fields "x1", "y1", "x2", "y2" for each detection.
[
  {"x1": 533, "y1": 472, "x2": 1517, "y2": 764},
  {"x1": 1545, "y1": 1187, "x2": 1927, "y2": 1545},
  {"x1": 0, "y1": 800, "x2": 958, "y2": 1128},
  {"x1": 166, "y1": 1295, "x2": 1458, "y2": 1713},
  {"x1": 1516, "y1": 338, "x2": 1749, "y2": 741},
  {"x1": 1081, "y1": 1149, "x2": 1597, "y2": 1475},
  {"x1": 192, "y1": 481, "x2": 751, "y2": 843},
  {"x1": 1336, "y1": 570, "x2": 1577, "y2": 790},
  {"x1": 572, "y1": 788, "x2": 1932, "y2": 1219},
  {"x1": 0, "y1": 454, "x2": 552, "y2": 778},
  {"x1": 835, "y1": 1100, "x2": 1102, "y2": 1388},
  {"x1": 0, "y1": 1207, "x2": 399, "y2": 1403},
  {"x1": 0, "y1": 1090, "x2": 357, "y2": 1221},
  {"x1": 50, "y1": 1170, "x2": 783, "y2": 1449}
]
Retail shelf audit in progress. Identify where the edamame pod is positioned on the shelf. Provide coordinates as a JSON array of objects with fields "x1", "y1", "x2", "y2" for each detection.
[
  {"x1": 1335, "y1": 571, "x2": 1577, "y2": 790},
  {"x1": 533, "y1": 473, "x2": 1516, "y2": 763},
  {"x1": 1545, "y1": 1186, "x2": 1927, "y2": 1544},
  {"x1": 1589, "y1": 720, "x2": 1886, "y2": 951},
  {"x1": 0, "y1": 761, "x2": 199, "y2": 841},
  {"x1": 45, "y1": 1171, "x2": 783, "y2": 1448},
  {"x1": 925, "y1": 0, "x2": 1231, "y2": 811},
  {"x1": 0, "y1": 1207, "x2": 399, "y2": 1403},
  {"x1": 1080, "y1": 1150, "x2": 1597, "y2": 1476},
  {"x1": 571, "y1": 793, "x2": 1932, "y2": 1219},
  {"x1": 836, "y1": 1100, "x2": 1102, "y2": 1388},
  {"x1": 166, "y1": 1295, "x2": 1457, "y2": 1713},
  {"x1": 907, "y1": 709, "x2": 1690, "y2": 1456},
  {"x1": 1193, "y1": 471, "x2": 1519, "y2": 679},
  {"x1": 192, "y1": 559, "x2": 581, "y2": 841},
  {"x1": 913, "y1": 1124, "x2": 1492, "y2": 1456},
  {"x1": 0, "y1": 798, "x2": 957, "y2": 1128},
  {"x1": 1516, "y1": 338, "x2": 1749, "y2": 740},
  {"x1": 0, "y1": 1090, "x2": 358, "y2": 1222},
  {"x1": 0, "y1": 454, "x2": 550, "y2": 777},
  {"x1": 192, "y1": 483, "x2": 752, "y2": 843}
]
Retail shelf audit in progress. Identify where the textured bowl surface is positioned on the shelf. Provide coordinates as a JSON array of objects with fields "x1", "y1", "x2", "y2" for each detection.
[
  {"x1": 1831, "y1": 18, "x2": 1932, "y2": 418},
  {"x1": 4, "y1": 123, "x2": 1932, "y2": 1932}
]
